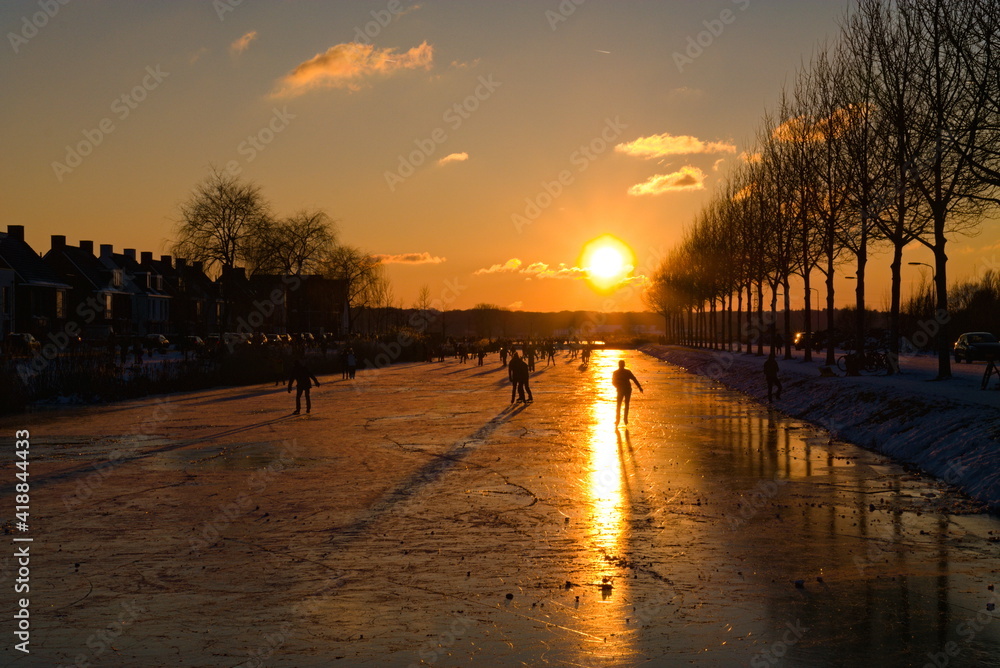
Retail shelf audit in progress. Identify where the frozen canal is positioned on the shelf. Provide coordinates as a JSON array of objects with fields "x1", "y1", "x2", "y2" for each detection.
[{"x1": 3, "y1": 349, "x2": 1000, "y2": 667}]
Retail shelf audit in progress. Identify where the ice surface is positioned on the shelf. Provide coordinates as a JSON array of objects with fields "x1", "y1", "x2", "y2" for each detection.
[{"x1": 3, "y1": 349, "x2": 1000, "y2": 666}]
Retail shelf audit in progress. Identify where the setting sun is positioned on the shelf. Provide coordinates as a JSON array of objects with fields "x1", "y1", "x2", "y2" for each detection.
[{"x1": 581, "y1": 235, "x2": 635, "y2": 292}]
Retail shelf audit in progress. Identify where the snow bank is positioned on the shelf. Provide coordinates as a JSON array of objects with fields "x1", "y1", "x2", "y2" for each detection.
[{"x1": 641, "y1": 344, "x2": 1000, "y2": 510}]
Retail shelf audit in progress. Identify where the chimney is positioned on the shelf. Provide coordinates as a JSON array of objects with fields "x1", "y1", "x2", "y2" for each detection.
[
  {"x1": 100, "y1": 244, "x2": 113, "y2": 258},
  {"x1": 79, "y1": 240, "x2": 94, "y2": 255},
  {"x1": 7, "y1": 225, "x2": 24, "y2": 242},
  {"x1": 176, "y1": 258, "x2": 187, "y2": 270},
  {"x1": 51, "y1": 234, "x2": 66, "y2": 250},
  {"x1": 141, "y1": 251, "x2": 153, "y2": 264},
  {"x1": 124, "y1": 249, "x2": 137, "y2": 261},
  {"x1": 160, "y1": 255, "x2": 172, "y2": 267}
]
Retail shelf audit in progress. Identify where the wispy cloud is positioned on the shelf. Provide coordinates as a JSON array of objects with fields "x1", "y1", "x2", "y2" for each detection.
[
  {"x1": 272, "y1": 41, "x2": 433, "y2": 97},
  {"x1": 476, "y1": 257, "x2": 643, "y2": 290},
  {"x1": 372, "y1": 252, "x2": 446, "y2": 265},
  {"x1": 627, "y1": 166, "x2": 706, "y2": 195},
  {"x1": 438, "y1": 152, "x2": 468, "y2": 166},
  {"x1": 475, "y1": 259, "x2": 607, "y2": 281},
  {"x1": 615, "y1": 133, "x2": 736, "y2": 159},
  {"x1": 523, "y1": 262, "x2": 587, "y2": 280},
  {"x1": 475, "y1": 258, "x2": 522, "y2": 275},
  {"x1": 230, "y1": 31, "x2": 257, "y2": 56},
  {"x1": 507, "y1": 300, "x2": 524, "y2": 310}
]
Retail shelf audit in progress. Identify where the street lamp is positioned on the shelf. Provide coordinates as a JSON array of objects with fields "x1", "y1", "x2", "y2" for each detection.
[{"x1": 908, "y1": 262, "x2": 936, "y2": 302}]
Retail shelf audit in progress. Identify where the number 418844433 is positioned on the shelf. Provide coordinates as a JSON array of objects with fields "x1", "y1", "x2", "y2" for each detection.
[{"x1": 15, "y1": 430, "x2": 29, "y2": 531}]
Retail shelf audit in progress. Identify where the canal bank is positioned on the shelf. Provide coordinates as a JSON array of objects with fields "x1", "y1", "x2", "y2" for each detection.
[{"x1": 642, "y1": 344, "x2": 1000, "y2": 511}]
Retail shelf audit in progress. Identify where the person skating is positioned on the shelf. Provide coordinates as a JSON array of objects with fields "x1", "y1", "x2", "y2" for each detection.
[
  {"x1": 764, "y1": 350, "x2": 782, "y2": 402},
  {"x1": 612, "y1": 360, "x2": 643, "y2": 426},
  {"x1": 508, "y1": 352, "x2": 533, "y2": 404},
  {"x1": 287, "y1": 359, "x2": 320, "y2": 414}
]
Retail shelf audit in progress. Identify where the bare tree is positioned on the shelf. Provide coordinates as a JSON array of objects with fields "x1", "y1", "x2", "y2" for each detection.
[
  {"x1": 245, "y1": 210, "x2": 338, "y2": 276},
  {"x1": 322, "y1": 245, "x2": 383, "y2": 335},
  {"x1": 173, "y1": 168, "x2": 272, "y2": 274},
  {"x1": 901, "y1": 0, "x2": 997, "y2": 378}
]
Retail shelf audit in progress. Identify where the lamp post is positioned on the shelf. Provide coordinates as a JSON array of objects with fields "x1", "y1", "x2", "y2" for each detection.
[
  {"x1": 908, "y1": 262, "x2": 936, "y2": 305},
  {"x1": 909, "y1": 262, "x2": 938, "y2": 357}
]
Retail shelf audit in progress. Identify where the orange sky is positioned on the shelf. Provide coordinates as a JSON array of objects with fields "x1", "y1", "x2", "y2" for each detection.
[{"x1": 3, "y1": 0, "x2": 998, "y2": 312}]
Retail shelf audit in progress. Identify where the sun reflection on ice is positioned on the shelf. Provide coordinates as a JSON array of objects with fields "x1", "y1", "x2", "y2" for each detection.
[
  {"x1": 587, "y1": 353, "x2": 627, "y2": 558},
  {"x1": 576, "y1": 351, "x2": 636, "y2": 658}
]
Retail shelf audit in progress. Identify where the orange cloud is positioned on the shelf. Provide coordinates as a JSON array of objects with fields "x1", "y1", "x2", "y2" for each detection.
[
  {"x1": 230, "y1": 31, "x2": 257, "y2": 56},
  {"x1": 475, "y1": 258, "x2": 522, "y2": 275},
  {"x1": 272, "y1": 41, "x2": 433, "y2": 97},
  {"x1": 627, "y1": 166, "x2": 706, "y2": 195},
  {"x1": 372, "y1": 252, "x2": 446, "y2": 265},
  {"x1": 615, "y1": 133, "x2": 736, "y2": 158},
  {"x1": 438, "y1": 152, "x2": 468, "y2": 166}
]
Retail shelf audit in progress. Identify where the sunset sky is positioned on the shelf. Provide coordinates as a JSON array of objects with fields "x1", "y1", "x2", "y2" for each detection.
[{"x1": 3, "y1": 0, "x2": 998, "y2": 312}]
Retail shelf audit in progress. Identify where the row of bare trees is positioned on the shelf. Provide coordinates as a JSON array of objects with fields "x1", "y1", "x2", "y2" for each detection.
[
  {"x1": 645, "y1": 0, "x2": 1000, "y2": 378},
  {"x1": 172, "y1": 169, "x2": 391, "y2": 334}
]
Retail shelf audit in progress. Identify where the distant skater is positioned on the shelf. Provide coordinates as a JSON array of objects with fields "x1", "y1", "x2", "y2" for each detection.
[
  {"x1": 346, "y1": 348, "x2": 357, "y2": 380},
  {"x1": 508, "y1": 352, "x2": 533, "y2": 404},
  {"x1": 764, "y1": 350, "x2": 782, "y2": 402},
  {"x1": 339, "y1": 348, "x2": 349, "y2": 380},
  {"x1": 612, "y1": 360, "x2": 643, "y2": 426},
  {"x1": 287, "y1": 359, "x2": 320, "y2": 414}
]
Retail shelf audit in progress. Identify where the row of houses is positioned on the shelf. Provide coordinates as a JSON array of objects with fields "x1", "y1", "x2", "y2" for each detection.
[{"x1": 0, "y1": 225, "x2": 348, "y2": 343}]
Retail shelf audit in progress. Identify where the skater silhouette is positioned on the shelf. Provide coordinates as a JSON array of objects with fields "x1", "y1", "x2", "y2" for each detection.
[
  {"x1": 612, "y1": 360, "x2": 642, "y2": 426},
  {"x1": 287, "y1": 359, "x2": 320, "y2": 414},
  {"x1": 764, "y1": 350, "x2": 782, "y2": 402},
  {"x1": 508, "y1": 352, "x2": 533, "y2": 404}
]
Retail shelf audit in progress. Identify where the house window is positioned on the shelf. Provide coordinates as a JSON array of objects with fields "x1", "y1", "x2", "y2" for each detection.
[
  {"x1": 113, "y1": 269, "x2": 123, "y2": 288},
  {"x1": 104, "y1": 294, "x2": 112, "y2": 320},
  {"x1": 55, "y1": 291, "x2": 66, "y2": 319}
]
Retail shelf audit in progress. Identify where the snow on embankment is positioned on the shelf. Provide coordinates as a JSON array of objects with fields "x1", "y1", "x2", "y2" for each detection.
[{"x1": 641, "y1": 344, "x2": 1000, "y2": 510}]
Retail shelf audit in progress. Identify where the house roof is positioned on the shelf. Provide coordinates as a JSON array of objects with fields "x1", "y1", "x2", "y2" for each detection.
[
  {"x1": 0, "y1": 233, "x2": 71, "y2": 289},
  {"x1": 44, "y1": 245, "x2": 129, "y2": 295}
]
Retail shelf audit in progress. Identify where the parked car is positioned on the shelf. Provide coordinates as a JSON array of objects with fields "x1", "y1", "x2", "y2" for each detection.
[
  {"x1": 953, "y1": 332, "x2": 1000, "y2": 363},
  {"x1": 5, "y1": 333, "x2": 40, "y2": 355},
  {"x1": 179, "y1": 335, "x2": 205, "y2": 352},
  {"x1": 793, "y1": 331, "x2": 811, "y2": 350},
  {"x1": 144, "y1": 334, "x2": 170, "y2": 354}
]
